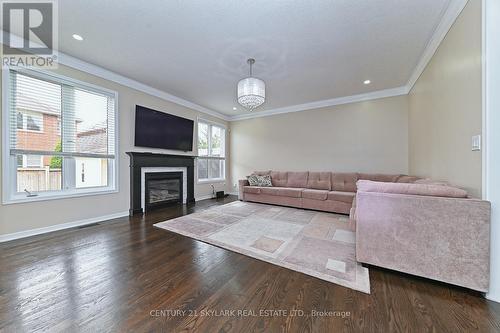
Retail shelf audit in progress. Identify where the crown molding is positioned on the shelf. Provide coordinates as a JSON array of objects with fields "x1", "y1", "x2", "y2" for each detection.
[
  {"x1": 57, "y1": 53, "x2": 230, "y2": 121},
  {"x1": 1, "y1": 0, "x2": 466, "y2": 123},
  {"x1": 1, "y1": 30, "x2": 230, "y2": 121},
  {"x1": 230, "y1": 0, "x2": 467, "y2": 122},
  {"x1": 229, "y1": 86, "x2": 409, "y2": 121},
  {"x1": 406, "y1": 0, "x2": 469, "y2": 91}
]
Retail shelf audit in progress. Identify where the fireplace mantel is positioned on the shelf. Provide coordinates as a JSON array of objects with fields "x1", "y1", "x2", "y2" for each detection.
[{"x1": 126, "y1": 152, "x2": 196, "y2": 215}]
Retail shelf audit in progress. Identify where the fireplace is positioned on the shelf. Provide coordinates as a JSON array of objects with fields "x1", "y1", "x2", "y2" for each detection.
[
  {"x1": 126, "y1": 152, "x2": 196, "y2": 215},
  {"x1": 145, "y1": 172, "x2": 183, "y2": 211}
]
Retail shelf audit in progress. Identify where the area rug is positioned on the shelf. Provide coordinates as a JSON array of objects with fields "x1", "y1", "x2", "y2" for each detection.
[{"x1": 154, "y1": 201, "x2": 370, "y2": 293}]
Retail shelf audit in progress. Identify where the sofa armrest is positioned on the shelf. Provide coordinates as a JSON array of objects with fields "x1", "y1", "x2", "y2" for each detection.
[
  {"x1": 355, "y1": 191, "x2": 490, "y2": 291},
  {"x1": 238, "y1": 179, "x2": 249, "y2": 200}
]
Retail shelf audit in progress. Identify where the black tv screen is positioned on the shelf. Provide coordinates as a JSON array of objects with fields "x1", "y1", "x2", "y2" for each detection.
[{"x1": 134, "y1": 105, "x2": 194, "y2": 151}]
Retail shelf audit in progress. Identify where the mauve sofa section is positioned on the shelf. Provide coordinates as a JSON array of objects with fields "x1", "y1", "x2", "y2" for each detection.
[
  {"x1": 355, "y1": 182, "x2": 491, "y2": 292},
  {"x1": 239, "y1": 171, "x2": 404, "y2": 214},
  {"x1": 244, "y1": 193, "x2": 302, "y2": 209}
]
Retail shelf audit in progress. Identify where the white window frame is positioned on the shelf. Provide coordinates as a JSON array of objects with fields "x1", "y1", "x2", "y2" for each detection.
[
  {"x1": 2, "y1": 66, "x2": 119, "y2": 204},
  {"x1": 23, "y1": 155, "x2": 44, "y2": 168},
  {"x1": 196, "y1": 118, "x2": 226, "y2": 184},
  {"x1": 17, "y1": 110, "x2": 44, "y2": 132}
]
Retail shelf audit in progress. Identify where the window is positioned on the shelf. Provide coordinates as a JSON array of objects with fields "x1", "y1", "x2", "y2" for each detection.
[
  {"x1": 197, "y1": 120, "x2": 225, "y2": 182},
  {"x1": 16, "y1": 111, "x2": 43, "y2": 132},
  {"x1": 3, "y1": 68, "x2": 117, "y2": 203},
  {"x1": 15, "y1": 155, "x2": 43, "y2": 169},
  {"x1": 25, "y1": 155, "x2": 43, "y2": 168}
]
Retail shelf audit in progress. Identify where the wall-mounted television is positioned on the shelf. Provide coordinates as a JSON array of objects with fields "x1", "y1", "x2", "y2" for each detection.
[{"x1": 134, "y1": 105, "x2": 194, "y2": 151}]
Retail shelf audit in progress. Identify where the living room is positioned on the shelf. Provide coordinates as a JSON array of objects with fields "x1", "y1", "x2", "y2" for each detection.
[{"x1": 1, "y1": 0, "x2": 500, "y2": 331}]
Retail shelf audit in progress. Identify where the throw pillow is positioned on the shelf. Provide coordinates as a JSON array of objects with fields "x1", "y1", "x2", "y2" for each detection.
[
  {"x1": 257, "y1": 175, "x2": 272, "y2": 187},
  {"x1": 247, "y1": 174, "x2": 273, "y2": 187},
  {"x1": 247, "y1": 174, "x2": 259, "y2": 186}
]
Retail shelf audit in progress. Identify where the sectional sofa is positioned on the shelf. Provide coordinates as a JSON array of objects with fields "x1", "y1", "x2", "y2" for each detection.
[
  {"x1": 238, "y1": 171, "x2": 417, "y2": 214},
  {"x1": 238, "y1": 170, "x2": 491, "y2": 292}
]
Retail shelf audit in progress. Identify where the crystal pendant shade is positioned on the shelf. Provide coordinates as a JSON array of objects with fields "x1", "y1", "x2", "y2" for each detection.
[
  {"x1": 237, "y1": 77, "x2": 265, "y2": 110},
  {"x1": 237, "y1": 58, "x2": 266, "y2": 110}
]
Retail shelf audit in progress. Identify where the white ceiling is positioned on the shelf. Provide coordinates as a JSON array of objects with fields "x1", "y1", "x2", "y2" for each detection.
[{"x1": 57, "y1": 0, "x2": 452, "y2": 116}]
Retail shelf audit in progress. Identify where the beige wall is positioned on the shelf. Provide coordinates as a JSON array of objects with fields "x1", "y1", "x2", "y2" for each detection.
[
  {"x1": 229, "y1": 95, "x2": 409, "y2": 190},
  {"x1": 408, "y1": 0, "x2": 482, "y2": 198},
  {"x1": 0, "y1": 64, "x2": 230, "y2": 236},
  {"x1": 0, "y1": 0, "x2": 482, "y2": 237}
]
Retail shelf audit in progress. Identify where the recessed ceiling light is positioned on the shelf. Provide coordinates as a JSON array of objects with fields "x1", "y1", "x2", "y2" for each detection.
[
  {"x1": 232, "y1": 107, "x2": 237, "y2": 111},
  {"x1": 363, "y1": 80, "x2": 371, "y2": 85},
  {"x1": 72, "y1": 34, "x2": 84, "y2": 41}
]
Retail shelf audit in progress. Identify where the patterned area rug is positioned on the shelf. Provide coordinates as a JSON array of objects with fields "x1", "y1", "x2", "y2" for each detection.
[{"x1": 154, "y1": 201, "x2": 370, "y2": 293}]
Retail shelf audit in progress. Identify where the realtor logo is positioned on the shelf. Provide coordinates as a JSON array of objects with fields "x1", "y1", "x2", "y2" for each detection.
[{"x1": 1, "y1": 0, "x2": 58, "y2": 68}]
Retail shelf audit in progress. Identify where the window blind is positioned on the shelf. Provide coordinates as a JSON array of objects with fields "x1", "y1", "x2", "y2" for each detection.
[
  {"x1": 197, "y1": 120, "x2": 225, "y2": 181},
  {"x1": 8, "y1": 70, "x2": 116, "y2": 160}
]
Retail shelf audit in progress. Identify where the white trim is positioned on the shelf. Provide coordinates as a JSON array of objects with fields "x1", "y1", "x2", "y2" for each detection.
[
  {"x1": 2, "y1": 67, "x2": 119, "y2": 204},
  {"x1": 195, "y1": 194, "x2": 215, "y2": 201},
  {"x1": 229, "y1": 86, "x2": 409, "y2": 121},
  {"x1": 0, "y1": 1, "x2": 468, "y2": 124},
  {"x1": 0, "y1": 211, "x2": 129, "y2": 243},
  {"x1": 484, "y1": 0, "x2": 500, "y2": 304},
  {"x1": 197, "y1": 116, "x2": 228, "y2": 128},
  {"x1": 2, "y1": 68, "x2": 12, "y2": 206},
  {"x1": 4, "y1": 187, "x2": 119, "y2": 205},
  {"x1": 482, "y1": 0, "x2": 487, "y2": 201},
  {"x1": 228, "y1": 0, "x2": 468, "y2": 122},
  {"x1": 406, "y1": 0, "x2": 469, "y2": 92},
  {"x1": 194, "y1": 192, "x2": 237, "y2": 201},
  {"x1": 58, "y1": 53, "x2": 230, "y2": 121},
  {"x1": 197, "y1": 178, "x2": 225, "y2": 185},
  {"x1": 13, "y1": 65, "x2": 118, "y2": 97},
  {"x1": 140, "y1": 167, "x2": 188, "y2": 210},
  {"x1": 196, "y1": 119, "x2": 226, "y2": 182},
  {"x1": 1, "y1": 30, "x2": 230, "y2": 122}
]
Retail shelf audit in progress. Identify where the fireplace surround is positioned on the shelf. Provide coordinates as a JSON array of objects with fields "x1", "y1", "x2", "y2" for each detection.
[
  {"x1": 126, "y1": 152, "x2": 195, "y2": 215},
  {"x1": 144, "y1": 171, "x2": 183, "y2": 211}
]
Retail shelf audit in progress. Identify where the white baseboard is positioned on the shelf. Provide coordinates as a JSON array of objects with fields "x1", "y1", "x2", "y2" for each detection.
[
  {"x1": 195, "y1": 194, "x2": 215, "y2": 201},
  {"x1": 195, "y1": 192, "x2": 239, "y2": 202},
  {"x1": 0, "y1": 211, "x2": 129, "y2": 243},
  {"x1": 486, "y1": 292, "x2": 500, "y2": 304}
]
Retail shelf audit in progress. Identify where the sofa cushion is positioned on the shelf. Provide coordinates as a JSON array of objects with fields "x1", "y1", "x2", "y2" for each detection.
[
  {"x1": 358, "y1": 173, "x2": 400, "y2": 183},
  {"x1": 243, "y1": 186, "x2": 261, "y2": 194},
  {"x1": 331, "y1": 172, "x2": 358, "y2": 192},
  {"x1": 287, "y1": 171, "x2": 309, "y2": 188},
  {"x1": 307, "y1": 172, "x2": 331, "y2": 190},
  {"x1": 327, "y1": 191, "x2": 356, "y2": 204},
  {"x1": 260, "y1": 187, "x2": 278, "y2": 196},
  {"x1": 357, "y1": 180, "x2": 468, "y2": 198},
  {"x1": 261, "y1": 186, "x2": 303, "y2": 198},
  {"x1": 252, "y1": 170, "x2": 271, "y2": 176},
  {"x1": 302, "y1": 189, "x2": 328, "y2": 200},
  {"x1": 414, "y1": 178, "x2": 449, "y2": 186},
  {"x1": 270, "y1": 171, "x2": 288, "y2": 187},
  {"x1": 396, "y1": 175, "x2": 421, "y2": 183}
]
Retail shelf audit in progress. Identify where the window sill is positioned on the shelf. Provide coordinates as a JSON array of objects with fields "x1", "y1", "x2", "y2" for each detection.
[
  {"x1": 197, "y1": 178, "x2": 226, "y2": 185},
  {"x1": 17, "y1": 129, "x2": 44, "y2": 134},
  {"x1": 3, "y1": 187, "x2": 118, "y2": 205}
]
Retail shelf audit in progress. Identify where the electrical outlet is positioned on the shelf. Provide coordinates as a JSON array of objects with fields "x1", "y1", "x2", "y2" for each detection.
[{"x1": 472, "y1": 135, "x2": 481, "y2": 151}]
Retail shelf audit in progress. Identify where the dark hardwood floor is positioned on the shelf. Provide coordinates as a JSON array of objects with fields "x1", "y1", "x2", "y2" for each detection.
[{"x1": 1, "y1": 195, "x2": 499, "y2": 332}]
